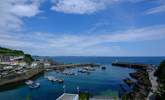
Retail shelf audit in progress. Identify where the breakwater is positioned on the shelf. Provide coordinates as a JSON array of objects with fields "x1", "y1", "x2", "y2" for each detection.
[{"x1": 112, "y1": 62, "x2": 149, "y2": 69}]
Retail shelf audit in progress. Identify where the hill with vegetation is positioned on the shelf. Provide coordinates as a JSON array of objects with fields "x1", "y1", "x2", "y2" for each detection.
[
  {"x1": 155, "y1": 60, "x2": 165, "y2": 100},
  {"x1": 0, "y1": 47, "x2": 33, "y2": 64}
]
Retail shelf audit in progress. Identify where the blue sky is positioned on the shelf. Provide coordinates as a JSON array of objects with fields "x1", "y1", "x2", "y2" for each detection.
[{"x1": 0, "y1": 0, "x2": 165, "y2": 56}]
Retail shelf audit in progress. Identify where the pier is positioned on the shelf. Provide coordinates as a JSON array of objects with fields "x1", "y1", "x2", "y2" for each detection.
[{"x1": 48, "y1": 63, "x2": 100, "y2": 70}]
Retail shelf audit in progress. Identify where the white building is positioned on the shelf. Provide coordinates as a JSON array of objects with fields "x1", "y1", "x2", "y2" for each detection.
[
  {"x1": 31, "y1": 62, "x2": 38, "y2": 68},
  {"x1": 3, "y1": 66, "x2": 13, "y2": 70},
  {"x1": 44, "y1": 62, "x2": 51, "y2": 68},
  {"x1": 19, "y1": 62, "x2": 27, "y2": 66},
  {"x1": 56, "y1": 93, "x2": 79, "y2": 100}
]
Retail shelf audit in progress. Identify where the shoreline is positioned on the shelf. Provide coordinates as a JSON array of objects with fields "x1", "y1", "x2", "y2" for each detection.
[{"x1": 112, "y1": 62, "x2": 155, "y2": 100}]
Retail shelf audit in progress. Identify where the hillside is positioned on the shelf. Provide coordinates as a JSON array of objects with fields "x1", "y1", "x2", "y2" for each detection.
[
  {"x1": 0, "y1": 47, "x2": 24, "y2": 56},
  {"x1": 0, "y1": 47, "x2": 33, "y2": 64}
]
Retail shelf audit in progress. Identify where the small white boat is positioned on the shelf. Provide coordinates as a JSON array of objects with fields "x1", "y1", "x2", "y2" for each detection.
[
  {"x1": 25, "y1": 80, "x2": 33, "y2": 85},
  {"x1": 25, "y1": 80, "x2": 40, "y2": 89},
  {"x1": 47, "y1": 76, "x2": 55, "y2": 81}
]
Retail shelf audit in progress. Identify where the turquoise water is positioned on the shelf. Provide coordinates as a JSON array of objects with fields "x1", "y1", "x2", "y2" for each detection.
[{"x1": 0, "y1": 57, "x2": 164, "y2": 100}]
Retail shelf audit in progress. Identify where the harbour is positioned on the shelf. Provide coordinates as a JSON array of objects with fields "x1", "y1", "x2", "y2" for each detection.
[{"x1": 0, "y1": 57, "x2": 164, "y2": 100}]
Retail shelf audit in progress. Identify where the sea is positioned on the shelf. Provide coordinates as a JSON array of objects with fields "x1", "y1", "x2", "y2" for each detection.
[{"x1": 0, "y1": 57, "x2": 164, "y2": 100}]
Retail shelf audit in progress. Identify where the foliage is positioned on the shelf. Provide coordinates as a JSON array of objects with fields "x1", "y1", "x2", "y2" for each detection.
[
  {"x1": 155, "y1": 60, "x2": 165, "y2": 100},
  {"x1": 0, "y1": 47, "x2": 24, "y2": 56},
  {"x1": 24, "y1": 54, "x2": 34, "y2": 64},
  {"x1": 0, "y1": 47, "x2": 33, "y2": 64},
  {"x1": 79, "y1": 92, "x2": 89, "y2": 100},
  {"x1": 25, "y1": 93, "x2": 31, "y2": 100},
  {"x1": 155, "y1": 60, "x2": 165, "y2": 82}
]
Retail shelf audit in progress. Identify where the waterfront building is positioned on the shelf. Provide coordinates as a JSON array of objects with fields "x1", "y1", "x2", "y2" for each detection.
[
  {"x1": 56, "y1": 93, "x2": 79, "y2": 100},
  {"x1": 19, "y1": 62, "x2": 27, "y2": 67},
  {"x1": 0, "y1": 55, "x2": 11, "y2": 65},
  {"x1": 0, "y1": 55, "x2": 25, "y2": 65},
  {"x1": 44, "y1": 62, "x2": 51, "y2": 68},
  {"x1": 31, "y1": 62, "x2": 38, "y2": 68},
  {"x1": 3, "y1": 66, "x2": 13, "y2": 70}
]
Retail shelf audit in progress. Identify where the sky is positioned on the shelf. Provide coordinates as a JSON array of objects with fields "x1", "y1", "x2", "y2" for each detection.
[{"x1": 0, "y1": 0, "x2": 165, "y2": 56}]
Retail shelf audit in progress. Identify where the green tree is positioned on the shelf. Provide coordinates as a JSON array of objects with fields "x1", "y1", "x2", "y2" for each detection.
[{"x1": 155, "y1": 60, "x2": 165, "y2": 99}]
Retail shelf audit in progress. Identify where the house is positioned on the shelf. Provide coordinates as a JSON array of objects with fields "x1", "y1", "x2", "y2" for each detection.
[
  {"x1": 44, "y1": 62, "x2": 51, "y2": 68},
  {"x1": 56, "y1": 93, "x2": 79, "y2": 100},
  {"x1": 19, "y1": 62, "x2": 27, "y2": 66},
  {"x1": 0, "y1": 55, "x2": 24, "y2": 65},
  {"x1": 31, "y1": 62, "x2": 38, "y2": 68},
  {"x1": 3, "y1": 66, "x2": 13, "y2": 70},
  {"x1": 0, "y1": 55, "x2": 11, "y2": 65}
]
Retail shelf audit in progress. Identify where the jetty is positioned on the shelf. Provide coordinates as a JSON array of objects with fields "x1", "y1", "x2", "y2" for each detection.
[{"x1": 48, "y1": 63, "x2": 100, "y2": 70}]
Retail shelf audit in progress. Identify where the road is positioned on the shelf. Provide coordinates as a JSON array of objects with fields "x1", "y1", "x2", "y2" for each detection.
[{"x1": 147, "y1": 66, "x2": 158, "y2": 100}]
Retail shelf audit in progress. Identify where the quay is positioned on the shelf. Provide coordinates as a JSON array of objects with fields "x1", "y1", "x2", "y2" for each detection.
[{"x1": 0, "y1": 67, "x2": 44, "y2": 86}]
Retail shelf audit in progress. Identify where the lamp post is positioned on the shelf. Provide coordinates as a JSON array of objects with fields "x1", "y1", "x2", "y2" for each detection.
[
  {"x1": 77, "y1": 86, "x2": 79, "y2": 94},
  {"x1": 63, "y1": 85, "x2": 66, "y2": 93}
]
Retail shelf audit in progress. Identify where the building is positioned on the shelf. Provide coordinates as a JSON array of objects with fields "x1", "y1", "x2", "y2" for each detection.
[
  {"x1": 31, "y1": 62, "x2": 38, "y2": 68},
  {"x1": 3, "y1": 66, "x2": 13, "y2": 70},
  {"x1": 0, "y1": 55, "x2": 11, "y2": 65},
  {"x1": 56, "y1": 93, "x2": 79, "y2": 100},
  {"x1": 19, "y1": 62, "x2": 27, "y2": 66},
  {"x1": 0, "y1": 55, "x2": 24, "y2": 65},
  {"x1": 44, "y1": 62, "x2": 51, "y2": 68}
]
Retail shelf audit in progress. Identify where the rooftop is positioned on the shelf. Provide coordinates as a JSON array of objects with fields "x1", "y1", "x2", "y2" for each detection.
[{"x1": 56, "y1": 93, "x2": 78, "y2": 100}]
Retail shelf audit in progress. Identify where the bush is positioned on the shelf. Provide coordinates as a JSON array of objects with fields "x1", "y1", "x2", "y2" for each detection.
[
  {"x1": 79, "y1": 92, "x2": 89, "y2": 100},
  {"x1": 155, "y1": 60, "x2": 165, "y2": 99},
  {"x1": 24, "y1": 54, "x2": 34, "y2": 64}
]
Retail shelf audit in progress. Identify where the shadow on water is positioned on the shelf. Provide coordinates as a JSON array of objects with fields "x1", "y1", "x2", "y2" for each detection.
[{"x1": 0, "y1": 72, "x2": 44, "y2": 92}]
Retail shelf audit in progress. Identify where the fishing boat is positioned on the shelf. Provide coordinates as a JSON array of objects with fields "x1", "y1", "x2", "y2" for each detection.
[
  {"x1": 78, "y1": 69, "x2": 90, "y2": 73},
  {"x1": 25, "y1": 80, "x2": 40, "y2": 89},
  {"x1": 63, "y1": 72, "x2": 75, "y2": 76},
  {"x1": 83, "y1": 67, "x2": 95, "y2": 71},
  {"x1": 101, "y1": 66, "x2": 106, "y2": 70},
  {"x1": 47, "y1": 76, "x2": 64, "y2": 83}
]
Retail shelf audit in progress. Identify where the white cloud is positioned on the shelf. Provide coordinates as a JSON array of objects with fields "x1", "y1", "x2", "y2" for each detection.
[
  {"x1": 11, "y1": 1, "x2": 41, "y2": 17},
  {"x1": 146, "y1": 4, "x2": 165, "y2": 14},
  {"x1": 0, "y1": 0, "x2": 42, "y2": 32},
  {"x1": 50, "y1": 0, "x2": 127, "y2": 14},
  {"x1": 0, "y1": 24, "x2": 165, "y2": 56},
  {"x1": 51, "y1": 0, "x2": 107, "y2": 14},
  {"x1": 51, "y1": 0, "x2": 144, "y2": 14}
]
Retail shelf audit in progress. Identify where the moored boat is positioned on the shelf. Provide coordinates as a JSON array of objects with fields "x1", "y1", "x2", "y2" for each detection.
[
  {"x1": 47, "y1": 76, "x2": 64, "y2": 83},
  {"x1": 25, "y1": 80, "x2": 40, "y2": 89}
]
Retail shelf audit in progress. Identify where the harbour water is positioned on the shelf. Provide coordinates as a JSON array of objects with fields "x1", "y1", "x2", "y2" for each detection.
[{"x1": 0, "y1": 57, "x2": 164, "y2": 100}]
